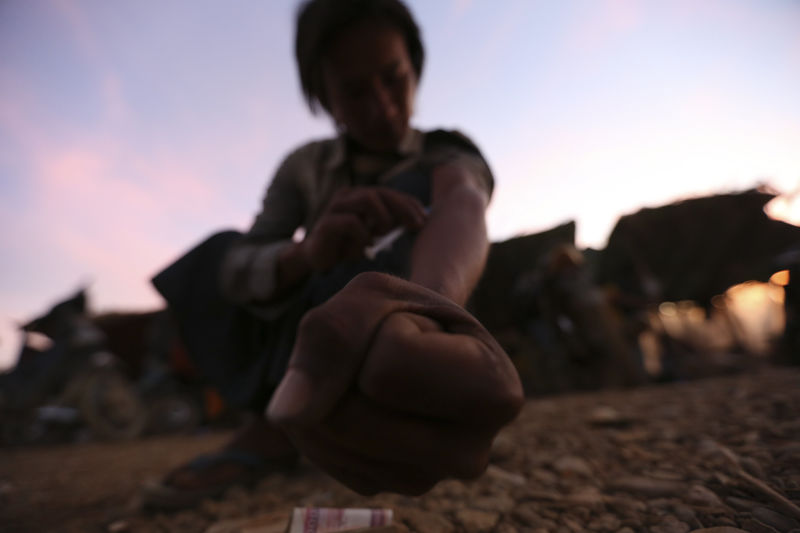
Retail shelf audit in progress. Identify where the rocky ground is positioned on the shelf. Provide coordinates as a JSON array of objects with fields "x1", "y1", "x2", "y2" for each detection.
[{"x1": 1, "y1": 366, "x2": 799, "y2": 533}]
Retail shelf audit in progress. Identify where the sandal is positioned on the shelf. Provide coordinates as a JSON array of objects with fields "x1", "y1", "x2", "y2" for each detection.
[{"x1": 141, "y1": 448, "x2": 297, "y2": 510}]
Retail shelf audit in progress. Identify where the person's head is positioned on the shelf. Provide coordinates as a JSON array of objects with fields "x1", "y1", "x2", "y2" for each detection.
[{"x1": 295, "y1": 0, "x2": 424, "y2": 151}]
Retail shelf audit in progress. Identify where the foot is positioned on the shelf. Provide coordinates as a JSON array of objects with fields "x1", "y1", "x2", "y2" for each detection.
[{"x1": 143, "y1": 417, "x2": 298, "y2": 509}]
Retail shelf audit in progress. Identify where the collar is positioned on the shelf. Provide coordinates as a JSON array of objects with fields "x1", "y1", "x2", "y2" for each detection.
[{"x1": 326, "y1": 128, "x2": 423, "y2": 170}]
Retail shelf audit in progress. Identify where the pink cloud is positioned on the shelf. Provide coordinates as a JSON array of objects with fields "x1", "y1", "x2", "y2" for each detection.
[
  {"x1": 0, "y1": 69, "x2": 47, "y2": 156},
  {"x1": 450, "y1": 0, "x2": 474, "y2": 18},
  {"x1": 8, "y1": 127, "x2": 242, "y2": 314},
  {"x1": 101, "y1": 74, "x2": 131, "y2": 123},
  {"x1": 561, "y1": 0, "x2": 643, "y2": 56},
  {"x1": 464, "y1": 1, "x2": 531, "y2": 87}
]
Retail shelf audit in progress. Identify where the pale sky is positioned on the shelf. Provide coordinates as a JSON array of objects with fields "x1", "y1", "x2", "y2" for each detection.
[{"x1": 1, "y1": 0, "x2": 799, "y2": 368}]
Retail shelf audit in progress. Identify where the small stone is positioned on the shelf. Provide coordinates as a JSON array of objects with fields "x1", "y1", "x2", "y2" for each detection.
[
  {"x1": 715, "y1": 517, "x2": 740, "y2": 528},
  {"x1": 686, "y1": 484, "x2": 723, "y2": 507},
  {"x1": 107, "y1": 520, "x2": 130, "y2": 533},
  {"x1": 516, "y1": 486, "x2": 560, "y2": 501},
  {"x1": 672, "y1": 503, "x2": 700, "y2": 528},
  {"x1": 484, "y1": 465, "x2": 527, "y2": 486},
  {"x1": 561, "y1": 516, "x2": 584, "y2": 533},
  {"x1": 493, "y1": 522, "x2": 520, "y2": 533},
  {"x1": 490, "y1": 434, "x2": 517, "y2": 462},
  {"x1": 553, "y1": 456, "x2": 593, "y2": 477},
  {"x1": 740, "y1": 457, "x2": 767, "y2": 480},
  {"x1": 206, "y1": 510, "x2": 290, "y2": 533},
  {"x1": 566, "y1": 487, "x2": 606, "y2": 509},
  {"x1": 422, "y1": 497, "x2": 462, "y2": 513},
  {"x1": 743, "y1": 430, "x2": 761, "y2": 444},
  {"x1": 531, "y1": 468, "x2": 558, "y2": 484},
  {"x1": 697, "y1": 438, "x2": 722, "y2": 456},
  {"x1": 725, "y1": 496, "x2": 761, "y2": 511},
  {"x1": 586, "y1": 405, "x2": 633, "y2": 427},
  {"x1": 608, "y1": 476, "x2": 685, "y2": 497},
  {"x1": 587, "y1": 513, "x2": 621, "y2": 531},
  {"x1": 688, "y1": 528, "x2": 750, "y2": 533},
  {"x1": 752, "y1": 507, "x2": 800, "y2": 532},
  {"x1": 511, "y1": 505, "x2": 554, "y2": 529},
  {"x1": 455, "y1": 509, "x2": 500, "y2": 533},
  {"x1": 607, "y1": 495, "x2": 647, "y2": 514},
  {"x1": 396, "y1": 507, "x2": 455, "y2": 533},
  {"x1": 648, "y1": 498, "x2": 677, "y2": 511},
  {"x1": 739, "y1": 519, "x2": 781, "y2": 533},
  {"x1": 434, "y1": 479, "x2": 471, "y2": 498},
  {"x1": 621, "y1": 517, "x2": 645, "y2": 530},
  {"x1": 0, "y1": 481, "x2": 15, "y2": 497},
  {"x1": 651, "y1": 516, "x2": 691, "y2": 533},
  {"x1": 471, "y1": 494, "x2": 515, "y2": 513}
]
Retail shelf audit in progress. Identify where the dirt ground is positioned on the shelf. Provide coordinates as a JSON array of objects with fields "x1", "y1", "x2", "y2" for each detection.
[{"x1": 1, "y1": 366, "x2": 799, "y2": 533}]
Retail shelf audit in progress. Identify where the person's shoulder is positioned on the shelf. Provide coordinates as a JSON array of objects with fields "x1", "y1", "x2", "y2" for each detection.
[
  {"x1": 420, "y1": 128, "x2": 495, "y2": 196},
  {"x1": 273, "y1": 136, "x2": 341, "y2": 182},
  {"x1": 281, "y1": 136, "x2": 339, "y2": 164},
  {"x1": 421, "y1": 128, "x2": 485, "y2": 157}
]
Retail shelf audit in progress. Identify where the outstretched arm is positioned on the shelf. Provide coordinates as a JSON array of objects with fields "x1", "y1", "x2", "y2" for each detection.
[
  {"x1": 409, "y1": 162, "x2": 490, "y2": 306},
  {"x1": 266, "y1": 159, "x2": 524, "y2": 496},
  {"x1": 267, "y1": 272, "x2": 524, "y2": 495}
]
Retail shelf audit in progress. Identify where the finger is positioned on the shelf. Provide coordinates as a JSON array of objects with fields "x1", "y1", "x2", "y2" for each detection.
[
  {"x1": 332, "y1": 188, "x2": 426, "y2": 232},
  {"x1": 374, "y1": 188, "x2": 427, "y2": 230},
  {"x1": 334, "y1": 189, "x2": 395, "y2": 235},
  {"x1": 331, "y1": 213, "x2": 372, "y2": 257},
  {"x1": 309, "y1": 213, "x2": 370, "y2": 269},
  {"x1": 357, "y1": 309, "x2": 523, "y2": 427},
  {"x1": 266, "y1": 273, "x2": 406, "y2": 425}
]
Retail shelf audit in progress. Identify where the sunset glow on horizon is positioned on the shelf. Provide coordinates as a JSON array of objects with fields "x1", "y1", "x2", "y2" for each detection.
[{"x1": 1, "y1": 0, "x2": 799, "y2": 368}]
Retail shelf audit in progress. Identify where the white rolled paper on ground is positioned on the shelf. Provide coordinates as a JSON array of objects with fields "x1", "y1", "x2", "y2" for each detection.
[{"x1": 288, "y1": 507, "x2": 393, "y2": 533}]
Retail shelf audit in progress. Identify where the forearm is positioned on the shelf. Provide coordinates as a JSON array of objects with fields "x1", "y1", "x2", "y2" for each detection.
[
  {"x1": 221, "y1": 239, "x2": 312, "y2": 305},
  {"x1": 409, "y1": 173, "x2": 489, "y2": 306}
]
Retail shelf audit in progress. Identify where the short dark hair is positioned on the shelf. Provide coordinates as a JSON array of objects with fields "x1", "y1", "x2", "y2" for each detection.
[{"x1": 295, "y1": 0, "x2": 424, "y2": 114}]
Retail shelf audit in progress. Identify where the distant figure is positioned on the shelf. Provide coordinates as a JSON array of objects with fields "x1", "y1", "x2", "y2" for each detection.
[
  {"x1": 145, "y1": 0, "x2": 522, "y2": 508},
  {"x1": 777, "y1": 249, "x2": 800, "y2": 365},
  {"x1": 510, "y1": 244, "x2": 645, "y2": 393}
]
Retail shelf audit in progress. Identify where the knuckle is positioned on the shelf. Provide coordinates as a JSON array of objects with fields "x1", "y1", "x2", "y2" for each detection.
[
  {"x1": 495, "y1": 376, "x2": 525, "y2": 422},
  {"x1": 357, "y1": 317, "x2": 409, "y2": 397},
  {"x1": 477, "y1": 347, "x2": 525, "y2": 424},
  {"x1": 480, "y1": 386, "x2": 524, "y2": 429},
  {"x1": 298, "y1": 307, "x2": 353, "y2": 356}
]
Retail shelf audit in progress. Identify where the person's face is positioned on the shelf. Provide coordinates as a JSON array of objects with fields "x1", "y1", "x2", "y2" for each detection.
[{"x1": 322, "y1": 22, "x2": 417, "y2": 152}]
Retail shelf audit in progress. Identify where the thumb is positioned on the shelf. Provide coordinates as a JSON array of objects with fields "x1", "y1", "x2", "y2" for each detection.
[
  {"x1": 265, "y1": 274, "x2": 397, "y2": 425},
  {"x1": 265, "y1": 367, "x2": 319, "y2": 423},
  {"x1": 265, "y1": 311, "x2": 362, "y2": 426}
]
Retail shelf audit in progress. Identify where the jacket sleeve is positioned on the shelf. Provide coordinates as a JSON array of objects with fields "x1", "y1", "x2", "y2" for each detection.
[{"x1": 219, "y1": 146, "x2": 310, "y2": 312}]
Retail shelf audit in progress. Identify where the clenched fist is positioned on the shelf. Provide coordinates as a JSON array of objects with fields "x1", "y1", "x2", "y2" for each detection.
[{"x1": 266, "y1": 272, "x2": 524, "y2": 495}]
